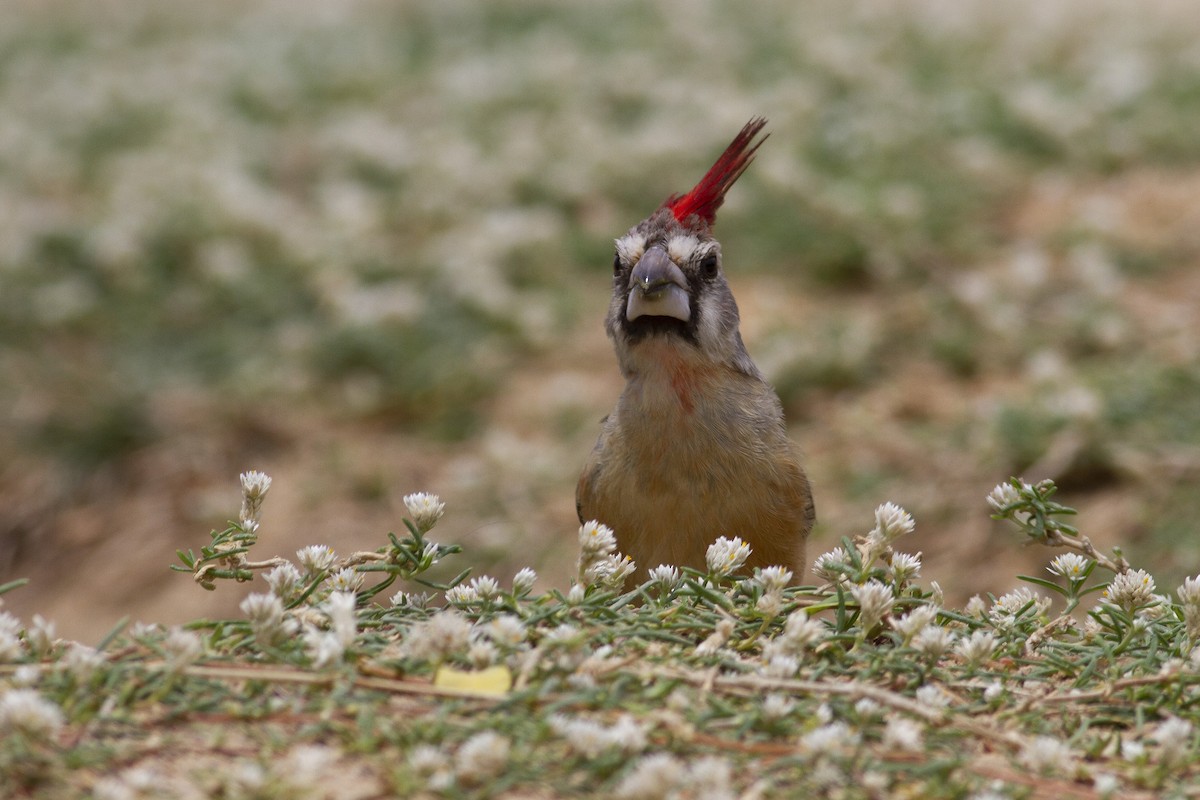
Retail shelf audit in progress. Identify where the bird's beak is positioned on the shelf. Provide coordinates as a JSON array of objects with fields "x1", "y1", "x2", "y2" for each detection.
[{"x1": 626, "y1": 247, "x2": 690, "y2": 323}]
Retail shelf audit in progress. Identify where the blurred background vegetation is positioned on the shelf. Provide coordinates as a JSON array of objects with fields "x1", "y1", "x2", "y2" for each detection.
[{"x1": 3, "y1": 0, "x2": 1200, "y2": 641}]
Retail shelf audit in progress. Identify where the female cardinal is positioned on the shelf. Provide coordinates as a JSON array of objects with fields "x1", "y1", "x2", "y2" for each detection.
[{"x1": 577, "y1": 118, "x2": 814, "y2": 582}]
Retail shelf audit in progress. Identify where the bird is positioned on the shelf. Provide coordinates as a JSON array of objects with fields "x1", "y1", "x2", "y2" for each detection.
[{"x1": 576, "y1": 117, "x2": 814, "y2": 582}]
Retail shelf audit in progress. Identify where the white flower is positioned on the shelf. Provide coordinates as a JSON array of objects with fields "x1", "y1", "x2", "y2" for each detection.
[
  {"x1": 328, "y1": 567, "x2": 365, "y2": 594},
  {"x1": 296, "y1": 545, "x2": 337, "y2": 574},
  {"x1": 915, "y1": 685, "x2": 951, "y2": 708},
  {"x1": 688, "y1": 757, "x2": 733, "y2": 799},
  {"x1": 755, "y1": 566, "x2": 794, "y2": 594},
  {"x1": 264, "y1": 563, "x2": 303, "y2": 601},
  {"x1": 648, "y1": 565, "x2": 680, "y2": 591},
  {"x1": 409, "y1": 744, "x2": 449, "y2": 776},
  {"x1": 12, "y1": 665, "x2": 37, "y2": 687},
  {"x1": 983, "y1": 681, "x2": 1004, "y2": 702},
  {"x1": 584, "y1": 554, "x2": 637, "y2": 589},
  {"x1": 303, "y1": 627, "x2": 344, "y2": 668},
  {"x1": 454, "y1": 731, "x2": 509, "y2": 784},
  {"x1": 1121, "y1": 740, "x2": 1146, "y2": 762},
  {"x1": 610, "y1": 554, "x2": 638, "y2": 585},
  {"x1": 578, "y1": 520, "x2": 617, "y2": 557},
  {"x1": 912, "y1": 626, "x2": 956, "y2": 660},
  {"x1": 1104, "y1": 569, "x2": 1157, "y2": 611},
  {"x1": 403, "y1": 611, "x2": 472, "y2": 663},
  {"x1": 986, "y1": 481, "x2": 1023, "y2": 512},
  {"x1": 873, "y1": 502, "x2": 915, "y2": 543},
  {"x1": 989, "y1": 587, "x2": 1049, "y2": 626},
  {"x1": 404, "y1": 492, "x2": 446, "y2": 533},
  {"x1": 550, "y1": 713, "x2": 647, "y2": 757},
  {"x1": 778, "y1": 612, "x2": 825, "y2": 653},
  {"x1": 1047, "y1": 553, "x2": 1090, "y2": 580},
  {"x1": 955, "y1": 630, "x2": 999, "y2": 667},
  {"x1": 850, "y1": 580, "x2": 894, "y2": 630},
  {"x1": 761, "y1": 693, "x2": 795, "y2": 721},
  {"x1": 0, "y1": 689, "x2": 64, "y2": 738},
  {"x1": 1020, "y1": 735, "x2": 1075, "y2": 775},
  {"x1": 964, "y1": 595, "x2": 987, "y2": 617},
  {"x1": 129, "y1": 622, "x2": 161, "y2": 641},
  {"x1": 512, "y1": 568, "x2": 537, "y2": 594},
  {"x1": 240, "y1": 470, "x2": 272, "y2": 501},
  {"x1": 541, "y1": 623, "x2": 582, "y2": 647},
  {"x1": 706, "y1": 536, "x2": 751, "y2": 576},
  {"x1": 482, "y1": 615, "x2": 526, "y2": 648},
  {"x1": 853, "y1": 699, "x2": 880, "y2": 718},
  {"x1": 325, "y1": 591, "x2": 358, "y2": 648},
  {"x1": 883, "y1": 717, "x2": 923, "y2": 752},
  {"x1": 1177, "y1": 575, "x2": 1200, "y2": 607},
  {"x1": 550, "y1": 714, "x2": 609, "y2": 757},
  {"x1": 1093, "y1": 773, "x2": 1119, "y2": 797},
  {"x1": 240, "y1": 592, "x2": 289, "y2": 645},
  {"x1": 468, "y1": 640, "x2": 498, "y2": 668},
  {"x1": 25, "y1": 615, "x2": 57, "y2": 657},
  {"x1": 1178, "y1": 576, "x2": 1200, "y2": 636},
  {"x1": 282, "y1": 744, "x2": 339, "y2": 786},
  {"x1": 446, "y1": 584, "x2": 481, "y2": 606},
  {"x1": 62, "y1": 643, "x2": 106, "y2": 681},
  {"x1": 1154, "y1": 717, "x2": 1193, "y2": 767},
  {"x1": 763, "y1": 654, "x2": 800, "y2": 678},
  {"x1": 608, "y1": 714, "x2": 650, "y2": 754},
  {"x1": 0, "y1": 631, "x2": 20, "y2": 662},
  {"x1": 615, "y1": 753, "x2": 686, "y2": 800},
  {"x1": 391, "y1": 591, "x2": 430, "y2": 610},
  {"x1": 800, "y1": 722, "x2": 858, "y2": 756},
  {"x1": 162, "y1": 628, "x2": 203, "y2": 671},
  {"x1": 469, "y1": 576, "x2": 501, "y2": 599},
  {"x1": 567, "y1": 584, "x2": 587, "y2": 605},
  {"x1": 888, "y1": 552, "x2": 922, "y2": 583},
  {"x1": 812, "y1": 547, "x2": 849, "y2": 582},
  {"x1": 696, "y1": 619, "x2": 735, "y2": 657},
  {"x1": 891, "y1": 605, "x2": 938, "y2": 643},
  {"x1": 239, "y1": 470, "x2": 272, "y2": 524},
  {"x1": 756, "y1": 591, "x2": 783, "y2": 618}
]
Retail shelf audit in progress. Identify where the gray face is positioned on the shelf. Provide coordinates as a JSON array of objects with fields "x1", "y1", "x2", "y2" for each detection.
[{"x1": 606, "y1": 208, "x2": 750, "y2": 377}]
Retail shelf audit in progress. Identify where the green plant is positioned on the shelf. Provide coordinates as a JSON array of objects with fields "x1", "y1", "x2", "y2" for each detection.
[{"x1": 4, "y1": 473, "x2": 1200, "y2": 796}]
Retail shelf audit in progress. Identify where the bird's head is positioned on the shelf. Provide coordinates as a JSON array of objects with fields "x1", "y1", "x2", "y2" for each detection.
[{"x1": 606, "y1": 118, "x2": 768, "y2": 379}]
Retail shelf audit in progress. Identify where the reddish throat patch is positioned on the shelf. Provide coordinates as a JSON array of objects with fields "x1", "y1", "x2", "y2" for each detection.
[{"x1": 670, "y1": 367, "x2": 696, "y2": 415}]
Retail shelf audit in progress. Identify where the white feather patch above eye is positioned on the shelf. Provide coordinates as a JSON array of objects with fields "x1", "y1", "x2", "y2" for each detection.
[
  {"x1": 666, "y1": 235, "x2": 701, "y2": 264},
  {"x1": 615, "y1": 234, "x2": 646, "y2": 266}
]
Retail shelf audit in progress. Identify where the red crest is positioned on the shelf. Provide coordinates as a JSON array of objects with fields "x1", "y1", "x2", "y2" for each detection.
[{"x1": 663, "y1": 117, "x2": 768, "y2": 228}]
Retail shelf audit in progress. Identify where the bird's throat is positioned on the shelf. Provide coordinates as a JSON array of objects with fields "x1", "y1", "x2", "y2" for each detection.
[{"x1": 625, "y1": 338, "x2": 713, "y2": 417}]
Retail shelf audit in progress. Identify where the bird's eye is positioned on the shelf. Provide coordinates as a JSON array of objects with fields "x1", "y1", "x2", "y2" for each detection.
[
  {"x1": 613, "y1": 251, "x2": 622, "y2": 275},
  {"x1": 700, "y1": 253, "x2": 719, "y2": 278}
]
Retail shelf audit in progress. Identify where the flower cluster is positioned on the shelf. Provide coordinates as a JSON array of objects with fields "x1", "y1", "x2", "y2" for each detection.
[
  {"x1": 1104, "y1": 569, "x2": 1157, "y2": 613},
  {"x1": 141, "y1": 473, "x2": 1200, "y2": 796},
  {"x1": 239, "y1": 470, "x2": 272, "y2": 529},
  {"x1": 706, "y1": 536, "x2": 752, "y2": 577},
  {"x1": 863, "y1": 501, "x2": 915, "y2": 559},
  {"x1": 615, "y1": 754, "x2": 733, "y2": 800},
  {"x1": 1177, "y1": 575, "x2": 1200, "y2": 638},
  {"x1": 851, "y1": 580, "x2": 894, "y2": 631},
  {"x1": 410, "y1": 732, "x2": 511, "y2": 792},
  {"x1": 549, "y1": 713, "x2": 648, "y2": 757},
  {"x1": 404, "y1": 492, "x2": 446, "y2": 534},
  {"x1": 752, "y1": 565, "x2": 794, "y2": 617},
  {"x1": 576, "y1": 521, "x2": 636, "y2": 590}
]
